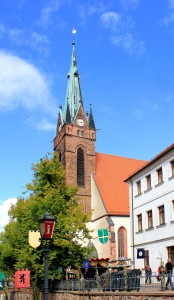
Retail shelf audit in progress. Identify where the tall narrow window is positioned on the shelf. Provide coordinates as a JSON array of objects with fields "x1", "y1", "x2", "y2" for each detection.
[
  {"x1": 171, "y1": 160, "x2": 174, "y2": 177},
  {"x1": 158, "y1": 205, "x2": 165, "y2": 225},
  {"x1": 146, "y1": 175, "x2": 151, "y2": 190},
  {"x1": 77, "y1": 147, "x2": 85, "y2": 187},
  {"x1": 118, "y1": 227, "x2": 127, "y2": 258},
  {"x1": 59, "y1": 152, "x2": 61, "y2": 162},
  {"x1": 136, "y1": 180, "x2": 141, "y2": 195},
  {"x1": 157, "y1": 167, "x2": 163, "y2": 184},
  {"x1": 137, "y1": 214, "x2": 142, "y2": 231},
  {"x1": 147, "y1": 210, "x2": 153, "y2": 228}
]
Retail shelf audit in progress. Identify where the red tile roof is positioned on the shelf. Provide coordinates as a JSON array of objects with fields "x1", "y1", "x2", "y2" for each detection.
[{"x1": 94, "y1": 152, "x2": 146, "y2": 216}]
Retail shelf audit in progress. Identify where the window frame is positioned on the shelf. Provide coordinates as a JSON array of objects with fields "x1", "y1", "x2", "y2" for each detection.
[
  {"x1": 137, "y1": 214, "x2": 142, "y2": 232},
  {"x1": 157, "y1": 167, "x2": 163, "y2": 184},
  {"x1": 146, "y1": 174, "x2": 151, "y2": 190},
  {"x1": 147, "y1": 210, "x2": 153, "y2": 229},
  {"x1": 136, "y1": 180, "x2": 141, "y2": 195},
  {"x1": 170, "y1": 160, "x2": 174, "y2": 177},
  {"x1": 118, "y1": 227, "x2": 127, "y2": 258},
  {"x1": 158, "y1": 205, "x2": 165, "y2": 225}
]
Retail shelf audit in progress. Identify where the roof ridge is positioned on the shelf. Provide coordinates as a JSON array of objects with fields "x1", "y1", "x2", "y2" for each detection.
[{"x1": 96, "y1": 151, "x2": 147, "y2": 162}]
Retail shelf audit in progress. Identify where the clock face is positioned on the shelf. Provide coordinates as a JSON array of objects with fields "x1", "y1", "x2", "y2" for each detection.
[{"x1": 77, "y1": 118, "x2": 84, "y2": 127}]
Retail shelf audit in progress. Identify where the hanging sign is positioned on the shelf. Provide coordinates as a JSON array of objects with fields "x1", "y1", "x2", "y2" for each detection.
[
  {"x1": 137, "y1": 248, "x2": 145, "y2": 259},
  {"x1": 83, "y1": 260, "x2": 90, "y2": 269}
]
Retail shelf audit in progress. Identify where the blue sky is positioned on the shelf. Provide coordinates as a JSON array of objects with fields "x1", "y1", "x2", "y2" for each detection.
[{"x1": 0, "y1": 0, "x2": 174, "y2": 229}]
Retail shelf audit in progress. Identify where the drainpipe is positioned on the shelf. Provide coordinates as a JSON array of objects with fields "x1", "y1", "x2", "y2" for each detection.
[{"x1": 130, "y1": 180, "x2": 135, "y2": 269}]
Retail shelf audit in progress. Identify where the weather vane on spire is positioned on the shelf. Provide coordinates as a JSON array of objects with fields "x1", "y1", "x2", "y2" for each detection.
[{"x1": 72, "y1": 28, "x2": 77, "y2": 44}]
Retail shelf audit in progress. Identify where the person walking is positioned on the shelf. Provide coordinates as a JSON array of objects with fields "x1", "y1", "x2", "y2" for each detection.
[
  {"x1": 145, "y1": 264, "x2": 152, "y2": 284},
  {"x1": 165, "y1": 258, "x2": 174, "y2": 290}
]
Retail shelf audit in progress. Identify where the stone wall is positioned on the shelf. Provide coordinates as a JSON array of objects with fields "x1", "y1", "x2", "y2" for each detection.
[
  {"x1": 42, "y1": 291, "x2": 174, "y2": 300},
  {"x1": 1, "y1": 289, "x2": 174, "y2": 300},
  {"x1": 0, "y1": 288, "x2": 33, "y2": 300}
]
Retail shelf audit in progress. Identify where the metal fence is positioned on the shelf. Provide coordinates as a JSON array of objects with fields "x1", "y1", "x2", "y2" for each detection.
[{"x1": 47, "y1": 271, "x2": 174, "y2": 292}]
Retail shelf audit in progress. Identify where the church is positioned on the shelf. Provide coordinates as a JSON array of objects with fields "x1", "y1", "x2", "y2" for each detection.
[{"x1": 54, "y1": 40, "x2": 146, "y2": 266}]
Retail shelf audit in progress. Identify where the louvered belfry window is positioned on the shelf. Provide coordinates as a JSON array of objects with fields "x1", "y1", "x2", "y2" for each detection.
[{"x1": 77, "y1": 147, "x2": 85, "y2": 186}]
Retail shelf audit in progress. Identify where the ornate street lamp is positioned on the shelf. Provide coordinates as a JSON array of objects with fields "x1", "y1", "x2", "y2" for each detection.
[{"x1": 38, "y1": 211, "x2": 56, "y2": 300}]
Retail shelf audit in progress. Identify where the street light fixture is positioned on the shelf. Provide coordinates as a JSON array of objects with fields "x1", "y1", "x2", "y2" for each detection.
[{"x1": 38, "y1": 211, "x2": 56, "y2": 300}]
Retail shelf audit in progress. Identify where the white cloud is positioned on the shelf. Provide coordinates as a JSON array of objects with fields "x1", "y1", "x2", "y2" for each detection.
[
  {"x1": 120, "y1": 0, "x2": 140, "y2": 10},
  {"x1": 152, "y1": 103, "x2": 159, "y2": 112},
  {"x1": 0, "y1": 198, "x2": 17, "y2": 232},
  {"x1": 100, "y1": 10, "x2": 145, "y2": 56},
  {"x1": 165, "y1": 95, "x2": 174, "y2": 102},
  {"x1": 0, "y1": 23, "x2": 50, "y2": 55},
  {"x1": 77, "y1": 2, "x2": 105, "y2": 25},
  {"x1": 36, "y1": 118, "x2": 56, "y2": 132},
  {"x1": 0, "y1": 51, "x2": 56, "y2": 116},
  {"x1": 134, "y1": 108, "x2": 143, "y2": 117},
  {"x1": 39, "y1": 0, "x2": 60, "y2": 27},
  {"x1": 169, "y1": 0, "x2": 174, "y2": 9},
  {"x1": 162, "y1": 13, "x2": 174, "y2": 26},
  {"x1": 111, "y1": 33, "x2": 145, "y2": 56},
  {"x1": 100, "y1": 12, "x2": 122, "y2": 30}
]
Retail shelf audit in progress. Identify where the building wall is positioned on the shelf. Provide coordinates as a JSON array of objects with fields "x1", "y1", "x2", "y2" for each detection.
[{"x1": 128, "y1": 148, "x2": 174, "y2": 273}]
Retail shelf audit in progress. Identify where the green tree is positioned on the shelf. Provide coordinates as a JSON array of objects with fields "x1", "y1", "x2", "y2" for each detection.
[{"x1": 0, "y1": 153, "x2": 92, "y2": 282}]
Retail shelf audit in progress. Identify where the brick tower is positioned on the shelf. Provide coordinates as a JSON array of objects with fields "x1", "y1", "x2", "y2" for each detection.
[{"x1": 54, "y1": 41, "x2": 96, "y2": 213}]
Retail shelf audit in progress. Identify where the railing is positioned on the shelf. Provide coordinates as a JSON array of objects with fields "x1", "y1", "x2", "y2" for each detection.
[{"x1": 47, "y1": 271, "x2": 174, "y2": 292}]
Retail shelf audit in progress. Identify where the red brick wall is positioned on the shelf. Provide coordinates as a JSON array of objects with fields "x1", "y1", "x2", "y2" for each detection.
[{"x1": 54, "y1": 122, "x2": 96, "y2": 212}]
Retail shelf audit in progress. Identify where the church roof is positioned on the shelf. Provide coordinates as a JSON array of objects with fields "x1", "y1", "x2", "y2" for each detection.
[{"x1": 95, "y1": 152, "x2": 147, "y2": 216}]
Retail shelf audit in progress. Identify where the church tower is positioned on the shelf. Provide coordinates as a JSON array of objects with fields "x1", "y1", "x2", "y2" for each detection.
[{"x1": 54, "y1": 41, "x2": 96, "y2": 213}]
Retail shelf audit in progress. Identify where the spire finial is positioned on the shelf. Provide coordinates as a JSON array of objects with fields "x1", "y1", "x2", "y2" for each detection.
[{"x1": 72, "y1": 28, "x2": 77, "y2": 47}]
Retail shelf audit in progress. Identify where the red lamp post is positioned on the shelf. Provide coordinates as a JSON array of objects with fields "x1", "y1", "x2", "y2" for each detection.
[{"x1": 38, "y1": 211, "x2": 56, "y2": 300}]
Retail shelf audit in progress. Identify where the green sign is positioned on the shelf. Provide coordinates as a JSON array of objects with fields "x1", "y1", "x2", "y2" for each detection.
[
  {"x1": 0, "y1": 272, "x2": 5, "y2": 290},
  {"x1": 98, "y1": 229, "x2": 109, "y2": 244}
]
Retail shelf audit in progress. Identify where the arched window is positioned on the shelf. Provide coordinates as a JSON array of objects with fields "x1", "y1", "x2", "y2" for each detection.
[
  {"x1": 77, "y1": 147, "x2": 85, "y2": 187},
  {"x1": 118, "y1": 227, "x2": 127, "y2": 258}
]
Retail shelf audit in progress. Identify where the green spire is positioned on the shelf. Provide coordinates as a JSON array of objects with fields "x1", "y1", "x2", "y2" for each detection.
[
  {"x1": 63, "y1": 42, "x2": 84, "y2": 124},
  {"x1": 88, "y1": 104, "x2": 96, "y2": 130}
]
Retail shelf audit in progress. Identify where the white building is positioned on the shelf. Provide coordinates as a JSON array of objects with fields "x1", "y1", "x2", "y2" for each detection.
[{"x1": 125, "y1": 143, "x2": 174, "y2": 274}]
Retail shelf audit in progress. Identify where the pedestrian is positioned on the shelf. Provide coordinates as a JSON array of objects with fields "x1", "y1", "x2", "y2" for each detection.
[
  {"x1": 157, "y1": 261, "x2": 166, "y2": 281},
  {"x1": 145, "y1": 264, "x2": 152, "y2": 284},
  {"x1": 165, "y1": 258, "x2": 174, "y2": 290}
]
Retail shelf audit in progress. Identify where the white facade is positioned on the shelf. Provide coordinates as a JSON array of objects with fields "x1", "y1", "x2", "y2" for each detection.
[{"x1": 126, "y1": 145, "x2": 174, "y2": 275}]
